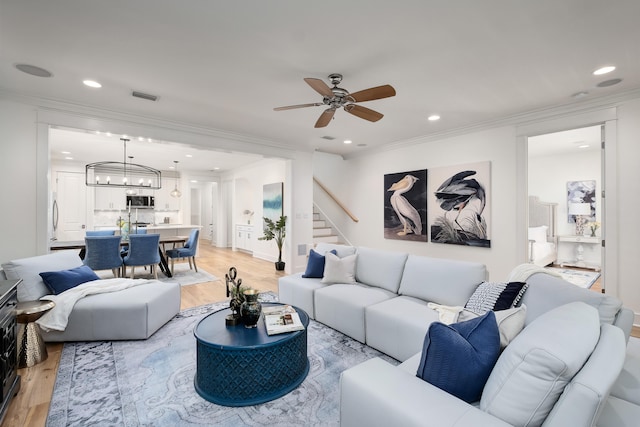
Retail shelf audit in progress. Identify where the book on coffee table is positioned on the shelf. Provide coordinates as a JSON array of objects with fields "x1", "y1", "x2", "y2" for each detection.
[{"x1": 263, "y1": 305, "x2": 305, "y2": 335}]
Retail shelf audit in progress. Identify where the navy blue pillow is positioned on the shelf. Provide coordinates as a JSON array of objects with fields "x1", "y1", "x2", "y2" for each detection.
[
  {"x1": 302, "y1": 249, "x2": 337, "y2": 278},
  {"x1": 39, "y1": 265, "x2": 100, "y2": 295},
  {"x1": 416, "y1": 311, "x2": 500, "y2": 403}
]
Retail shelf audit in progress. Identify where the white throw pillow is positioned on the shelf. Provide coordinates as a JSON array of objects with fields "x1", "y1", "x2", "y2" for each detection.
[
  {"x1": 458, "y1": 305, "x2": 527, "y2": 349},
  {"x1": 322, "y1": 253, "x2": 357, "y2": 284}
]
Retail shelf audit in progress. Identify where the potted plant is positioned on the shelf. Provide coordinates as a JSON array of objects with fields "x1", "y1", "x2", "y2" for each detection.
[{"x1": 259, "y1": 215, "x2": 287, "y2": 270}]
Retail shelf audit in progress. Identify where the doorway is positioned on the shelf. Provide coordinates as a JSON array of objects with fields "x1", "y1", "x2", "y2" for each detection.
[{"x1": 527, "y1": 125, "x2": 604, "y2": 290}]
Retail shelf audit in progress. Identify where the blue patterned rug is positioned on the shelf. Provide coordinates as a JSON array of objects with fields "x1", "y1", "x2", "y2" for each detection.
[{"x1": 46, "y1": 292, "x2": 397, "y2": 426}]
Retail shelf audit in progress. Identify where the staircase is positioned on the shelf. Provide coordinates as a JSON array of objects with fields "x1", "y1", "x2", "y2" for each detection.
[{"x1": 313, "y1": 210, "x2": 341, "y2": 244}]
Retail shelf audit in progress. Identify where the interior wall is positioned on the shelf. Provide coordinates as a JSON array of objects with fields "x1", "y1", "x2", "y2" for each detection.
[{"x1": 315, "y1": 126, "x2": 518, "y2": 281}]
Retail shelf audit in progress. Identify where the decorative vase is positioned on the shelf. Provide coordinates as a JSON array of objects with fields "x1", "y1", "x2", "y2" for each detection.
[
  {"x1": 240, "y1": 289, "x2": 262, "y2": 328},
  {"x1": 590, "y1": 229, "x2": 596, "y2": 237}
]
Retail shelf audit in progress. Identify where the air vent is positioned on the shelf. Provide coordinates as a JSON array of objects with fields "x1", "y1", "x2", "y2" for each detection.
[
  {"x1": 132, "y1": 91, "x2": 158, "y2": 101},
  {"x1": 321, "y1": 136, "x2": 336, "y2": 140}
]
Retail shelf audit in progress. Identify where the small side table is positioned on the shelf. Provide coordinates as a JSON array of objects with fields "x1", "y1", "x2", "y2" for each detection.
[{"x1": 16, "y1": 300, "x2": 55, "y2": 368}]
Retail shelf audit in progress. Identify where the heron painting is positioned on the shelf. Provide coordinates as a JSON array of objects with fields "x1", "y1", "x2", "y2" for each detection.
[
  {"x1": 429, "y1": 162, "x2": 491, "y2": 247},
  {"x1": 384, "y1": 169, "x2": 427, "y2": 241}
]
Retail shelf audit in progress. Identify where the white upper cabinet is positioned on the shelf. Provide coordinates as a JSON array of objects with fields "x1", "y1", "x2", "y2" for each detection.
[{"x1": 155, "y1": 177, "x2": 181, "y2": 211}]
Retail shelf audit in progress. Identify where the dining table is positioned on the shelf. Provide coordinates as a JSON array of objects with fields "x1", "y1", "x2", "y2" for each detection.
[{"x1": 49, "y1": 235, "x2": 188, "y2": 278}]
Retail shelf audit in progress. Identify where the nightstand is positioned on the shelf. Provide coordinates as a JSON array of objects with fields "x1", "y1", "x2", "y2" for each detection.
[{"x1": 558, "y1": 235, "x2": 601, "y2": 271}]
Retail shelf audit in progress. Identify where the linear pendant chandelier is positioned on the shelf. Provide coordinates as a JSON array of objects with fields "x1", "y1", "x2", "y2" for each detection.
[{"x1": 85, "y1": 137, "x2": 162, "y2": 190}]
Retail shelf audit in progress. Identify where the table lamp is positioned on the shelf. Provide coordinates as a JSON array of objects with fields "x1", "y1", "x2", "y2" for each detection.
[{"x1": 569, "y1": 202, "x2": 591, "y2": 235}]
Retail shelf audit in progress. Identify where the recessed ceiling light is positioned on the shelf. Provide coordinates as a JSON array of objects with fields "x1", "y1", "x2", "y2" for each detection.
[
  {"x1": 428, "y1": 115, "x2": 441, "y2": 121},
  {"x1": 83, "y1": 79, "x2": 102, "y2": 88},
  {"x1": 61, "y1": 151, "x2": 71, "y2": 154},
  {"x1": 343, "y1": 140, "x2": 352, "y2": 144},
  {"x1": 138, "y1": 137, "x2": 144, "y2": 141},
  {"x1": 213, "y1": 167, "x2": 220, "y2": 170},
  {"x1": 105, "y1": 132, "x2": 112, "y2": 137},
  {"x1": 190, "y1": 180, "x2": 198, "y2": 183},
  {"x1": 64, "y1": 157, "x2": 74, "y2": 160},
  {"x1": 593, "y1": 66, "x2": 616, "y2": 76},
  {"x1": 578, "y1": 144, "x2": 590, "y2": 149},
  {"x1": 185, "y1": 154, "x2": 193, "y2": 158}
]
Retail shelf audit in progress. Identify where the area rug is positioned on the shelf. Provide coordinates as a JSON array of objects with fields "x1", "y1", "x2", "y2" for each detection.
[
  {"x1": 545, "y1": 267, "x2": 600, "y2": 289},
  {"x1": 158, "y1": 263, "x2": 219, "y2": 286},
  {"x1": 46, "y1": 292, "x2": 397, "y2": 427},
  {"x1": 98, "y1": 264, "x2": 218, "y2": 286}
]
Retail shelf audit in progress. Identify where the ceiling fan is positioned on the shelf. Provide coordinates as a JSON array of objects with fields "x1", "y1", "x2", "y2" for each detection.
[{"x1": 274, "y1": 73, "x2": 396, "y2": 128}]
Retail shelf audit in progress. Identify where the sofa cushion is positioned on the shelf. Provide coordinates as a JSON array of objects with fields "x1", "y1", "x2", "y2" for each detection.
[
  {"x1": 322, "y1": 252, "x2": 357, "y2": 284},
  {"x1": 398, "y1": 255, "x2": 486, "y2": 306},
  {"x1": 480, "y1": 302, "x2": 600, "y2": 427},
  {"x1": 365, "y1": 296, "x2": 440, "y2": 362},
  {"x1": 39, "y1": 265, "x2": 100, "y2": 295},
  {"x1": 416, "y1": 311, "x2": 500, "y2": 403},
  {"x1": 302, "y1": 249, "x2": 337, "y2": 278},
  {"x1": 2, "y1": 250, "x2": 84, "y2": 301},
  {"x1": 465, "y1": 281, "x2": 528, "y2": 314},
  {"x1": 354, "y1": 247, "x2": 408, "y2": 293},
  {"x1": 521, "y1": 272, "x2": 622, "y2": 326}
]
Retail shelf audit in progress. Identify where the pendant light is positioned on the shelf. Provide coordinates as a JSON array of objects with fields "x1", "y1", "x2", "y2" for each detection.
[
  {"x1": 170, "y1": 160, "x2": 182, "y2": 198},
  {"x1": 86, "y1": 137, "x2": 161, "y2": 189}
]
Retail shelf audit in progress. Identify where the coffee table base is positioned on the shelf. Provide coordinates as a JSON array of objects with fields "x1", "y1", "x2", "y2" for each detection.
[{"x1": 195, "y1": 327, "x2": 309, "y2": 406}]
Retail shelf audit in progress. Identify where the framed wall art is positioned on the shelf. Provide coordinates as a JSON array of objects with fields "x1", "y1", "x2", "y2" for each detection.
[
  {"x1": 428, "y1": 161, "x2": 491, "y2": 247},
  {"x1": 384, "y1": 169, "x2": 428, "y2": 241},
  {"x1": 566, "y1": 180, "x2": 596, "y2": 223},
  {"x1": 263, "y1": 182, "x2": 283, "y2": 225}
]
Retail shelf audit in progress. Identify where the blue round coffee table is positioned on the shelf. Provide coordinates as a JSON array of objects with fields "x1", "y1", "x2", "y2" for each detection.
[{"x1": 194, "y1": 303, "x2": 310, "y2": 406}]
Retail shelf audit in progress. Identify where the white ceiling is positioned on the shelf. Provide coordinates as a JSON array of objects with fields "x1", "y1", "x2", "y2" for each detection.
[
  {"x1": 2, "y1": 0, "x2": 640, "y2": 163},
  {"x1": 528, "y1": 125, "x2": 601, "y2": 158}
]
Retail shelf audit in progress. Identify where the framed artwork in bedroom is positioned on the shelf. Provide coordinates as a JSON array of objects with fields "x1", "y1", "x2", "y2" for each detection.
[{"x1": 566, "y1": 180, "x2": 596, "y2": 223}]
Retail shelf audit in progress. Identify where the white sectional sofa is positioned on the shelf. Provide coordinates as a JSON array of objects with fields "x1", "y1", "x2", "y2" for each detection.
[
  {"x1": 278, "y1": 243, "x2": 636, "y2": 427},
  {"x1": 1, "y1": 250, "x2": 180, "y2": 341}
]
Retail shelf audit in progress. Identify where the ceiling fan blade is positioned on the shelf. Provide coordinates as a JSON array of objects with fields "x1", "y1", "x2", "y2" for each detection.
[
  {"x1": 344, "y1": 104, "x2": 384, "y2": 122},
  {"x1": 304, "y1": 78, "x2": 334, "y2": 98},
  {"x1": 314, "y1": 108, "x2": 336, "y2": 128},
  {"x1": 274, "y1": 103, "x2": 323, "y2": 111},
  {"x1": 347, "y1": 85, "x2": 396, "y2": 103}
]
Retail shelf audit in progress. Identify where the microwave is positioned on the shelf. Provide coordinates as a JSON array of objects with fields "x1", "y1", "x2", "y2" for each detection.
[{"x1": 126, "y1": 195, "x2": 155, "y2": 208}]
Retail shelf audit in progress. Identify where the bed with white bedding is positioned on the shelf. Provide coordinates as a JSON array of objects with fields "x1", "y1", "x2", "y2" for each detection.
[{"x1": 528, "y1": 196, "x2": 558, "y2": 267}]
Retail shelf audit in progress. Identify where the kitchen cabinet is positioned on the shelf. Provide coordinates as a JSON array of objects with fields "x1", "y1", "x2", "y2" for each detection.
[
  {"x1": 95, "y1": 187, "x2": 125, "y2": 210},
  {"x1": 236, "y1": 225, "x2": 253, "y2": 252},
  {"x1": 154, "y1": 177, "x2": 181, "y2": 211}
]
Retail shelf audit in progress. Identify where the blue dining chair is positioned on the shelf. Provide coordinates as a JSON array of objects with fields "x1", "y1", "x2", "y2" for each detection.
[
  {"x1": 165, "y1": 229, "x2": 199, "y2": 275},
  {"x1": 123, "y1": 234, "x2": 161, "y2": 279},
  {"x1": 120, "y1": 227, "x2": 148, "y2": 256},
  {"x1": 83, "y1": 235, "x2": 124, "y2": 277},
  {"x1": 86, "y1": 230, "x2": 116, "y2": 236}
]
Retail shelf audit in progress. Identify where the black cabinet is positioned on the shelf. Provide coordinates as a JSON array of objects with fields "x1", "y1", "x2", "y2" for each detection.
[{"x1": 0, "y1": 280, "x2": 20, "y2": 425}]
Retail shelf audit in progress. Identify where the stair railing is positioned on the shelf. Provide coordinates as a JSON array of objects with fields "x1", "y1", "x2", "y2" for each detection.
[{"x1": 313, "y1": 177, "x2": 359, "y2": 223}]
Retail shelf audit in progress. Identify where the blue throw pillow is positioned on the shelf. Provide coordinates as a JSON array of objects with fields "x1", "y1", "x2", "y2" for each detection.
[
  {"x1": 416, "y1": 311, "x2": 500, "y2": 403},
  {"x1": 39, "y1": 265, "x2": 100, "y2": 295},
  {"x1": 302, "y1": 249, "x2": 337, "y2": 278}
]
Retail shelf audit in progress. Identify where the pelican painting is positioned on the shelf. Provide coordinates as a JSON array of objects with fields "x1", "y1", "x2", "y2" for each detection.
[
  {"x1": 384, "y1": 169, "x2": 427, "y2": 241},
  {"x1": 429, "y1": 162, "x2": 491, "y2": 247}
]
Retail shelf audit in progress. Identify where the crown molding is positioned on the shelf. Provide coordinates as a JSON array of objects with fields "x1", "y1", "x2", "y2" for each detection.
[
  {"x1": 0, "y1": 89, "x2": 302, "y2": 159},
  {"x1": 342, "y1": 87, "x2": 640, "y2": 160}
]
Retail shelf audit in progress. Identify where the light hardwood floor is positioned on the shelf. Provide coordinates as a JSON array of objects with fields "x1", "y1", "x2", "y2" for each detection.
[
  {"x1": 2, "y1": 249, "x2": 637, "y2": 427},
  {"x1": 2, "y1": 244, "x2": 284, "y2": 427}
]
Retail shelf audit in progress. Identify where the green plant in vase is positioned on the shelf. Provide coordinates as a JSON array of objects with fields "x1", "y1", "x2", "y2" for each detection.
[{"x1": 259, "y1": 215, "x2": 287, "y2": 270}]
